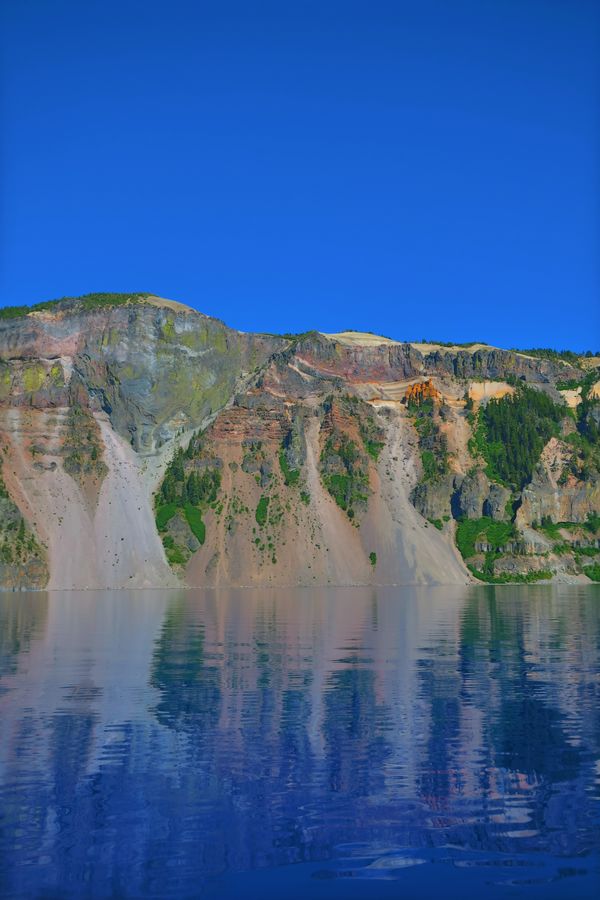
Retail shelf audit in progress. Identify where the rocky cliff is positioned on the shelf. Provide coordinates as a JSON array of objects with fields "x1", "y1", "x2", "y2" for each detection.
[{"x1": 0, "y1": 296, "x2": 598, "y2": 589}]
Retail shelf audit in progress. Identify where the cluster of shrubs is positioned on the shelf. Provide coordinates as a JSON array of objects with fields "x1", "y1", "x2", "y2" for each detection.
[
  {"x1": 319, "y1": 394, "x2": 385, "y2": 518},
  {"x1": 406, "y1": 395, "x2": 449, "y2": 482},
  {"x1": 62, "y1": 405, "x2": 107, "y2": 482},
  {"x1": 321, "y1": 432, "x2": 369, "y2": 519},
  {"x1": 0, "y1": 459, "x2": 43, "y2": 566},
  {"x1": 156, "y1": 435, "x2": 222, "y2": 566}
]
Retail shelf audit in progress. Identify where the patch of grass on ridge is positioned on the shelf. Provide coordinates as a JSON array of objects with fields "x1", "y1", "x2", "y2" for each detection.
[
  {"x1": 184, "y1": 504, "x2": 206, "y2": 544},
  {"x1": 155, "y1": 503, "x2": 178, "y2": 530}
]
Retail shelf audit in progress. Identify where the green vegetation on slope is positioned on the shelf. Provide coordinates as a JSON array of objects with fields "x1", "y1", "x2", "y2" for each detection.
[
  {"x1": 184, "y1": 504, "x2": 206, "y2": 544},
  {"x1": 318, "y1": 395, "x2": 383, "y2": 520},
  {"x1": 585, "y1": 511, "x2": 600, "y2": 533},
  {"x1": 584, "y1": 563, "x2": 600, "y2": 582},
  {"x1": 160, "y1": 445, "x2": 220, "y2": 506},
  {"x1": 329, "y1": 394, "x2": 386, "y2": 462},
  {"x1": 470, "y1": 385, "x2": 565, "y2": 489},
  {"x1": 255, "y1": 495, "x2": 269, "y2": 526},
  {"x1": 320, "y1": 432, "x2": 369, "y2": 519},
  {"x1": 455, "y1": 515, "x2": 557, "y2": 584},
  {"x1": 279, "y1": 450, "x2": 300, "y2": 486},
  {"x1": 468, "y1": 566, "x2": 553, "y2": 584},
  {"x1": 408, "y1": 397, "x2": 448, "y2": 482},
  {"x1": 62, "y1": 404, "x2": 108, "y2": 484},
  {"x1": 0, "y1": 301, "x2": 57, "y2": 320},
  {"x1": 357, "y1": 411, "x2": 385, "y2": 461},
  {"x1": 155, "y1": 503, "x2": 178, "y2": 530},
  {"x1": 556, "y1": 371, "x2": 600, "y2": 393},
  {"x1": 455, "y1": 517, "x2": 516, "y2": 560},
  {"x1": 533, "y1": 515, "x2": 600, "y2": 540},
  {"x1": 0, "y1": 455, "x2": 46, "y2": 582},
  {"x1": 155, "y1": 433, "x2": 221, "y2": 566},
  {"x1": 272, "y1": 329, "x2": 321, "y2": 343}
]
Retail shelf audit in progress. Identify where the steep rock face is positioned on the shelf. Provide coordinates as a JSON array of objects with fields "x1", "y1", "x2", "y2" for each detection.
[
  {"x1": 517, "y1": 438, "x2": 600, "y2": 526},
  {"x1": 451, "y1": 471, "x2": 492, "y2": 519},
  {"x1": 179, "y1": 407, "x2": 469, "y2": 587},
  {"x1": 411, "y1": 476, "x2": 454, "y2": 521},
  {"x1": 0, "y1": 298, "x2": 597, "y2": 589},
  {"x1": 451, "y1": 472, "x2": 509, "y2": 522},
  {"x1": 484, "y1": 483, "x2": 512, "y2": 520},
  {"x1": 153, "y1": 354, "x2": 468, "y2": 587},
  {"x1": 0, "y1": 296, "x2": 284, "y2": 588},
  {"x1": 294, "y1": 335, "x2": 583, "y2": 385},
  {"x1": 0, "y1": 296, "x2": 283, "y2": 451},
  {"x1": 412, "y1": 472, "x2": 510, "y2": 524}
]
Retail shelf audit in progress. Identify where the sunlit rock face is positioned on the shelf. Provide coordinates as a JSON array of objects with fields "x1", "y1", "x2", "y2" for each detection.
[
  {"x1": 0, "y1": 295, "x2": 598, "y2": 590},
  {"x1": 0, "y1": 296, "x2": 284, "y2": 451}
]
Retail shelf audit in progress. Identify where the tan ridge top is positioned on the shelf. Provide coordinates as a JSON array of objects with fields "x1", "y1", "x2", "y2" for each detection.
[
  {"x1": 320, "y1": 331, "x2": 400, "y2": 346},
  {"x1": 321, "y1": 332, "x2": 500, "y2": 354},
  {"x1": 143, "y1": 295, "x2": 199, "y2": 314},
  {"x1": 410, "y1": 342, "x2": 498, "y2": 354}
]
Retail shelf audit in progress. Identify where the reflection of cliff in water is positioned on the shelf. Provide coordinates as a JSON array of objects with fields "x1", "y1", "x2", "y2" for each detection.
[
  {"x1": 151, "y1": 595, "x2": 222, "y2": 734},
  {"x1": 0, "y1": 586, "x2": 598, "y2": 899},
  {"x1": 146, "y1": 588, "x2": 600, "y2": 864},
  {"x1": 415, "y1": 588, "x2": 599, "y2": 858},
  {"x1": 461, "y1": 591, "x2": 581, "y2": 782},
  {"x1": 0, "y1": 591, "x2": 48, "y2": 688}
]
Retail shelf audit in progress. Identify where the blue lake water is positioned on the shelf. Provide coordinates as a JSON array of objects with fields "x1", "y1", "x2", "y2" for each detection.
[{"x1": 0, "y1": 586, "x2": 599, "y2": 899}]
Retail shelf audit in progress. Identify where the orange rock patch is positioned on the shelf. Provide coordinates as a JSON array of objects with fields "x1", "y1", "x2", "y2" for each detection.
[{"x1": 403, "y1": 380, "x2": 440, "y2": 405}]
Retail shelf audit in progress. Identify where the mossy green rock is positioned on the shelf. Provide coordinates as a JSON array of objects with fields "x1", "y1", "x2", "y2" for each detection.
[{"x1": 0, "y1": 297, "x2": 285, "y2": 451}]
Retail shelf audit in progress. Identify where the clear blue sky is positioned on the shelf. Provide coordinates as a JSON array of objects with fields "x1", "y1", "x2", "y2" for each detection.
[{"x1": 1, "y1": 0, "x2": 598, "y2": 349}]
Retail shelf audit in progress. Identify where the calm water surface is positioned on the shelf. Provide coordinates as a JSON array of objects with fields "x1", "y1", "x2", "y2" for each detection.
[{"x1": 0, "y1": 586, "x2": 599, "y2": 899}]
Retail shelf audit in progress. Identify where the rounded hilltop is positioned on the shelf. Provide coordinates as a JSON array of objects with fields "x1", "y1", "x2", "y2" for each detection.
[{"x1": 0, "y1": 292, "x2": 197, "y2": 321}]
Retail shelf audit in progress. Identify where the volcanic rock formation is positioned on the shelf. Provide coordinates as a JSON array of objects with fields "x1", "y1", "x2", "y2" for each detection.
[{"x1": 0, "y1": 295, "x2": 598, "y2": 589}]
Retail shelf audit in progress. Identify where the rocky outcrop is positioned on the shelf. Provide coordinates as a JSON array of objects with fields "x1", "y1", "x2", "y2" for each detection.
[
  {"x1": 483, "y1": 482, "x2": 512, "y2": 520},
  {"x1": 411, "y1": 476, "x2": 454, "y2": 521},
  {"x1": 518, "y1": 472, "x2": 600, "y2": 527},
  {"x1": 517, "y1": 437, "x2": 600, "y2": 526},
  {"x1": 403, "y1": 380, "x2": 440, "y2": 405},
  {"x1": 451, "y1": 471, "x2": 491, "y2": 519},
  {"x1": 413, "y1": 471, "x2": 512, "y2": 525},
  {"x1": 449, "y1": 472, "x2": 511, "y2": 521}
]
